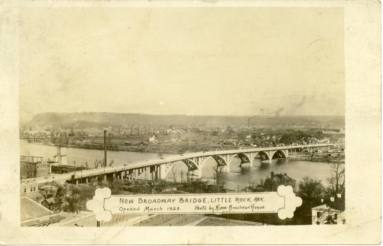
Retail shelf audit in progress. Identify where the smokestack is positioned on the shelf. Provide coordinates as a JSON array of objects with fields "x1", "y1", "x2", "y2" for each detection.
[{"x1": 104, "y1": 130, "x2": 107, "y2": 168}]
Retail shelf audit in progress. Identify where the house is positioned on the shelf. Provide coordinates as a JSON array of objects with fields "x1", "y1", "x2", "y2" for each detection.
[
  {"x1": 148, "y1": 135, "x2": 159, "y2": 144},
  {"x1": 20, "y1": 156, "x2": 44, "y2": 179},
  {"x1": 21, "y1": 180, "x2": 39, "y2": 194},
  {"x1": 312, "y1": 204, "x2": 345, "y2": 225}
]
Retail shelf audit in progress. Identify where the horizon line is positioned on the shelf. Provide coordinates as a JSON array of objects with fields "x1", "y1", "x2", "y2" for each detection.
[{"x1": 28, "y1": 111, "x2": 346, "y2": 118}]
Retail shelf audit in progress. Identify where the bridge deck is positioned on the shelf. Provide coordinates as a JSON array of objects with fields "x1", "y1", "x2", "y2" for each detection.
[{"x1": 21, "y1": 144, "x2": 334, "y2": 185}]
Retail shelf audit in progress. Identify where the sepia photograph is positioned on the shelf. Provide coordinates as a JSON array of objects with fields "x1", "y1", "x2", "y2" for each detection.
[
  {"x1": 0, "y1": 0, "x2": 381, "y2": 243},
  {"x1": 18, "y1": 6, "x2": 347, "y2": 227}
]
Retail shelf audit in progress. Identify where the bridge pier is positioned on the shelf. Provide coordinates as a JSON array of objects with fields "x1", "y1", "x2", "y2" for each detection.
[
  {"x1": 147, "y1": 165, "x2": 161, "y2": 181},
  {"x1": 144, "y1": 167, "x2": 149, "y2": 180},
  {"x1": 131, "y1": 169, "x2": 137, "y2": 180},
  {"x1": 160, "y1": 163, "x2": 173, "y2": 180},
  {"x1": 248, "y1": 152, "x2": 257, "y2": 167},
  {"x1": 190, "y1": 168, "x2": 202, "y2": 180},
  {"x1": 136, "y1": 169, "x2": 140, "y2": 178},
  {"x1": 150, "y1": 166, "x2": 155, "y2": 180},
  {"x1": 222, "y1": 165, "x2": 230, "y2": 173},
  {"x1": 123, "y1": 170, "x2": 129, "y2": 180},
  {"x1": 96, "y1": 175, "x2": 102, "y2": 183},
  {"x1": 153, "y1": 165, "x2": 160, "y2": 181}
]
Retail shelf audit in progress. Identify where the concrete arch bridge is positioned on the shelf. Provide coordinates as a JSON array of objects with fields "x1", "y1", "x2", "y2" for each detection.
[
  {"x1": 159, "y1": 144, "x2": 330, "y2": 179},
  {"x1": 22, "y1": 144, "x2": 334, "y2": 188},
  {"x1": 174, "y1": 148, "x2": 288, "y2": 178}
]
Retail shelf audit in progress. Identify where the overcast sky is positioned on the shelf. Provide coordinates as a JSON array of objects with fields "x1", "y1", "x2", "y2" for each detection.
[{"x1": 19, "y1": 7, "x2": 344, "y2": 120}]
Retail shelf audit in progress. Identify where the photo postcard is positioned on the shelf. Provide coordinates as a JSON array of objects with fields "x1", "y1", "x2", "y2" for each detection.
[{"x1": 0, "y1": 0, "x2": 380, "y2": 244}]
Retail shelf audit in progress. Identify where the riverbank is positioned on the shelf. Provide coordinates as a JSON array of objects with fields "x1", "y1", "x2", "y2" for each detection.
[
  {"x1": 24, "y1": 140, "x2": 345, "y2": 164},
  {"x1": 23, "y1": 140, "x2": 226, "y2": 155},
  {"x1": 289, "y1": 155, "x2": 345, "y2": 163}
]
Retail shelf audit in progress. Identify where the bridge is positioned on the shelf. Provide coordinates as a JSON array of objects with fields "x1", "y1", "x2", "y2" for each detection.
[{"x1": 21, "y1": 144, "x2": 334, "y2": 190}]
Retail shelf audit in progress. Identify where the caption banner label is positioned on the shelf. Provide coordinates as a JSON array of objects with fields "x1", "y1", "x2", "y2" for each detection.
[{"x1": 87, "y1": 185, "x2": 302, "y2": 221}]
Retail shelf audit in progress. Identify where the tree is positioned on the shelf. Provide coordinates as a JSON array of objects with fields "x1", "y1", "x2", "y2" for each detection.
[
  {"x1": 298, "y1": 177, "x2": 325, "y2": 202},
  {"x1": 327, "y1": 162, "x2": 345, "y2": 196},
  {"x1": 262, "y1": 172, "x2": 296, "y2": 191},
  {"x1": 54, "y1": 184, "x2": 67, "y2": 211},
  {"x1": 66, "y1": 186, "x2": 81, "y2": 213},
  {"x1": 325, "y1": 162, "x2": 345, "y2": 210},
  {"x1": 295, "y1": 177, "x2": 325, "y2": 224}
]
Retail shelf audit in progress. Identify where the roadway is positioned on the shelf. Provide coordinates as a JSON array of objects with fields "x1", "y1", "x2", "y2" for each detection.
[{"x1": 21, "y1": 144, "x2": 334, "y2": 185}]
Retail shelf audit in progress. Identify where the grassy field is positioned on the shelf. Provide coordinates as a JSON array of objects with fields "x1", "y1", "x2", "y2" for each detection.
[{"x1": 21, "y1": 197, "x2": 53, "y2": 222}]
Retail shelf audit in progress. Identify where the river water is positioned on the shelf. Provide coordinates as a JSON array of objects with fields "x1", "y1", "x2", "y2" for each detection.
[{"x1": 20, "y1": 141, "x2": 338, "y2": 190}]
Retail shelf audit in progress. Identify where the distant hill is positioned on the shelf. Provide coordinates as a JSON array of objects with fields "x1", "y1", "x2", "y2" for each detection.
[{"x1": 24, "y1": 112, "x2": 345, "y2": 129}]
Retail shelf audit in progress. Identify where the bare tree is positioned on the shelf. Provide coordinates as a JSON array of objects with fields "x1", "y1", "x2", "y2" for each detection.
[{"x1": 327, "y1": 162, "x2": 345, "y2": 195}]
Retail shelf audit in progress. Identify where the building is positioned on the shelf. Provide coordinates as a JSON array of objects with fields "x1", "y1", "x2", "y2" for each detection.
[
  {"x1": 312, "y1": 204, "x2": 345, "y2": 225},
  {"x1": 20, "y1": 179, "x2": 39, "y2": 195},
  {"x1": 20, "y1": 156, "x2": 43, "y2": 179},
  {"x1": 21, "y1": 155, "x2": 51, "y2": 179},
  {"x1": 148, "y1": 135, "x2": 159, "y2": 144}
]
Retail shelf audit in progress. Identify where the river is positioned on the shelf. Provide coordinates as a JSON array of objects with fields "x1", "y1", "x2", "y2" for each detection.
[{"x1": 20, "y1": 141, "x2": 338, "y2": 190}]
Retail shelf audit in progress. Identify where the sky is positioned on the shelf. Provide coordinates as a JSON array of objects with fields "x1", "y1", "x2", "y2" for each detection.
[{"x1": 19, "y1": 7, "x2": 344, "y2": 121}]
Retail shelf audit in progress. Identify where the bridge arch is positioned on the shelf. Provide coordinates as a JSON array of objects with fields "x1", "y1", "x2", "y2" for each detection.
[
  {"x1": 235, "y1": 153, "x2": 251, "y2": 164},
  {"x1": 211, "y1": 155, "x2": 228, "y2": 167},
  {"x1": 257, "y1": 151, "x2": 271, "y2": 161},
  {"x1": 228, "y1": 153, "x2": 251, "y2": 168},
  {"x1": 271, "y1": 150, "x2": 288, "y2": 159},
  {"x1": 181, "y1": 159, "x2": 199, "y2": 170},
  {"x1": 197, "y1": 155, "x2": 229, "y2": 176}
]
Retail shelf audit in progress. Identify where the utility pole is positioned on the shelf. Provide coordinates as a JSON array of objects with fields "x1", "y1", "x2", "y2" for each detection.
[
  {"x1": 104, "y1": 130, "x2": 107, "y2": 168},
  {"x1": 57, "y1": 145, "x2": 61, "y2": 165}
]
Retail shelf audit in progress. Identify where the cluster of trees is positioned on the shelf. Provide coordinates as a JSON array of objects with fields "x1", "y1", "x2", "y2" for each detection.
[
  {"x1": 263, "y1": 172, "x2": 296, "y2": 191},
  {"x1": 104, "y1": 178, "x2": 223, "y2": 195},
  {"x1": 107, "y1": 179, "x2": 177, "y2": 194},
  {"x1": 278, "y1": 130, "x2": 324, "y2": 145},
  {"x1": 40, "y1": 183, "x2": 96, "y2": 213},
  {"x1": 245, "y1": 171, "x2": 296, "y2": 192},
  {"x1": 290, "y1": 162, "x2": 345, "y2": 224},
  {"x1": 237, "y1": 163, "x2": 345, "y2": 225}
]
